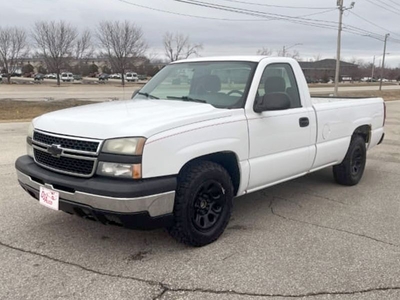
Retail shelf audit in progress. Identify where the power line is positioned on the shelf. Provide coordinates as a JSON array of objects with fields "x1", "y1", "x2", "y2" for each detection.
[
  {"x1": 349, "y1": 11, "x2": 400, "y2": 38},
  {"x1": 173, "y1": 0, "x2": 339, "y2": 25},
  {"x1": 114, "y1": 0, "x2": 265, "y2": 21},
  {"x1": 217, "y1": 0, "x2": 334, "y2": 10},
  {"x1": 172, "y1": 0, "x2": 394, "y2": 42},
  {"x1": 386, "y1": 0, "x2": 400, "y2": 8},
  {"x1": 365, "y1": 0, "x2": 400, "y2": 16},
  {"x1": 379, "y1": 0, "x2": 400, "y2": 12},
  {"x1": 115, "y1": 0, "x2": 334, "y2": 22},
  {"x1": 114, "y1": 0, "x2": 400, "y2": 44}
]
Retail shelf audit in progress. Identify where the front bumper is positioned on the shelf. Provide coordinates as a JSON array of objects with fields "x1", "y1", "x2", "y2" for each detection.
[{"x1": 16, "y1": 155, "x2": 177, "y2": 229}]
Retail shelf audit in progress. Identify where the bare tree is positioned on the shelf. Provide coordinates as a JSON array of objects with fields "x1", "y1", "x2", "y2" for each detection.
[
  {"x1": 75, "y1": 29, "x2": 93, "y2": 60},
  {"x1": 97, "y1": 21, "x2": 147, "y2": 86},
  {"x1": 256, "y1": 47, "x2": 272, "y2": 56},
  {"x1": 290, "y1": 50, "x2": 301, "y2": 61},
  {"x1": 32, "y1": 21, "x2": 78, "y2": 85},
  {"x1": 277, "y1": 49, "x2": 301, "y2": 60},
  {"x1": 0, "y1": 27, "x2": 29, "y2": 83},
  {"x1": 313, "y1": 53, "x2": 321, "y2": 62},
  {"x1": 163, "y1": 32, "x2": 203, "y2": 62}
]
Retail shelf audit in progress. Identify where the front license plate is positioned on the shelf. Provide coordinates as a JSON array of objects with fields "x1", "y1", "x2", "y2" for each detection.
[{"x1": 39, "y1": 186, "x2": 59, "y2": 211}]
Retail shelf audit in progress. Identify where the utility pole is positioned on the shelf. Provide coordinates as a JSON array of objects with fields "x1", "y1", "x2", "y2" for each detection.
[
  {"x1": 379, "y1": 33, "x2": 390, "y2": 91},
  {"x1": 334, "y1": 0, "x2": 355, "y2": 96},
  {"x1": 371, "y1": 55, "x2": 375, "y2": 81},
  {"x1": 283, "y1": 45, "x2": 286, "y2": 57}
]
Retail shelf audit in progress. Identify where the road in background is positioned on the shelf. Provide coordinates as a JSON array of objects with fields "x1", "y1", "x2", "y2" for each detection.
[
  {"x1": 0, "y1": 102, "x2": 399, "y2": 299},
  {"x1": 1, "y1": 83, "x2": 399, "y2": 101}
]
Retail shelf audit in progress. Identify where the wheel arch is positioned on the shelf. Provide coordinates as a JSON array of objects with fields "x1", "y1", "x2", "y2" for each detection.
[
  {"x1": 178, "y1": 151, "x2": 241, "y2": 196},
  {"x1": 352, "y1": 124, "x2": 371, "y2": 144}
]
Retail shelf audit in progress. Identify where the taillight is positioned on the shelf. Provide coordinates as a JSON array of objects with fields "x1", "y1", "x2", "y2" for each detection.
[{"x1": 383, "y1": 102, "x2": 386, "y2": 126}]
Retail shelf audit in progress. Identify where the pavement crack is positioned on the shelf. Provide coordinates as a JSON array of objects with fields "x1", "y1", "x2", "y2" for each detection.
[
  {"x1": 2, "y1": 236, "x2": 400, "y2": 298},
  {"x1": 299, "y1": 192, "x2": 347, "y2": 205},
  {"x1": 270, "y1": 197, "x2": 400, "y2": 250},
  {"x1": 163, "y1": 286, "x2": 400, "y2": 298},
  {"x1": 153, "y1": 287, "x2": 168, "y2": 300},
  {"x1": 0, "y1": 240, "x2": 162, "y2": 288}
]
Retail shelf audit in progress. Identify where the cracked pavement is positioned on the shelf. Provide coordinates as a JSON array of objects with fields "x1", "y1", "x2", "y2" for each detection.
[{"x1": 1, "y1": 101, "x2": 400, "y2": 299}]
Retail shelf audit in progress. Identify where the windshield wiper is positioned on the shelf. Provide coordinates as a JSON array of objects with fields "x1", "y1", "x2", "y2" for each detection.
[
  {"x1": 137, "y1": 92, "x2": 159, "y2": 99},
  {"x1": 166, "y1": 96, "x2": 206, "y2": 103}
]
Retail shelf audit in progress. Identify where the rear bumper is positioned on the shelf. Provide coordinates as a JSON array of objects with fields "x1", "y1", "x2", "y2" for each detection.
[{"x1": 16, "y1": 155, "x2": 177, "y2": 229}]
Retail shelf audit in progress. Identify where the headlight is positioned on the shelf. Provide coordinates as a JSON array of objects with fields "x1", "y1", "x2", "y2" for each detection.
[
  {"x1": 102, "y1": 138, "x2": 146, "y2": 155},
  {"x1": 97, "y1": 162, "x2": 142, "y2": 179}
]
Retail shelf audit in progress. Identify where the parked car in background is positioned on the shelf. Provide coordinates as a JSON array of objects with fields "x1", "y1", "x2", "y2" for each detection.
[
  {"x1": 98, "y1": 73, "x2": 109, "y2": 81},
  {"x1": 61, "y1": 72, "x2": 74, "y2": 82},
  {"x1": 73, "y1": 74, "x2": 82, "y2": 81},
  {"x1": 45, "y1": 73, "x2": 57, "y2": 79},
  {"x1": 126, "y1": 72, "x2": 138, "y2": 82},
  {"x1": 110, "y1": 73, "x2": 122, "y2": 79},
  {"x1": 138, "y1": 74, "x2": 147, "y2": 81},
  {"x1": 34, "y1": 73, "x2": 45, "y2": 81}
]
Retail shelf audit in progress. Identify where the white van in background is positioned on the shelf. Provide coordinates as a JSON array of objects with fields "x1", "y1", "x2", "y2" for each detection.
[
  {"x1": 126, "y1": 72, "x2": 138, "y2": 82},
  {"x1": 61, "y1": 72, "x2": 74, "y2": 82}
]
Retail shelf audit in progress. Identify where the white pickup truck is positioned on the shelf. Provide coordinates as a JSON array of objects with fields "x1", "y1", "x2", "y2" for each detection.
[{"x1": 16, "y1": 56, "x2": 385, "y2": 246}]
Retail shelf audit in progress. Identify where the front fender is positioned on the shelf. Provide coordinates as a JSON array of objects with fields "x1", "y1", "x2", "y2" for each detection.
[{"x1": 141, "y1": 114, "x2": 248, "y2": 178}]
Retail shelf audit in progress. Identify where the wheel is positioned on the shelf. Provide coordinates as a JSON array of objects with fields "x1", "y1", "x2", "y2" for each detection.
[
  {"x1": 333, "y1": 135, "x2": 366, "y2": 186},
  {"x1": 227, "y1": 90, "x2": 244, "y2": 96},
  {"x1": 168, "y1": 161, "x2": 233, "y2": 247}
]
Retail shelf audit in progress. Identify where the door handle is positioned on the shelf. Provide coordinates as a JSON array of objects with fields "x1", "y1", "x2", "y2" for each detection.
[{"x1": 299, "y1": 117, "x2": 309, "y2": 127}]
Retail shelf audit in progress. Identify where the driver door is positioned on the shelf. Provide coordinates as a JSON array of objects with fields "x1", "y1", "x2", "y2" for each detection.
[{"x1": 246, "y1": 62, "x2": 315, "y2": 191}]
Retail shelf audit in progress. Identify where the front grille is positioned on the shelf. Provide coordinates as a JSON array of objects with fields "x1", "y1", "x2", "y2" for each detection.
[
  {"x1": 33, "y1": 131, "x2": 99, "y2": 153},
  {"x1": 34, "y1": 149, "x2": 95, "y2": 176}
]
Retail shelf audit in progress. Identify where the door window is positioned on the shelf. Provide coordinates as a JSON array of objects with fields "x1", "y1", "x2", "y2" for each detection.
[{"x1": 257, "y1": 63, "x2": 301, "y2": 108}]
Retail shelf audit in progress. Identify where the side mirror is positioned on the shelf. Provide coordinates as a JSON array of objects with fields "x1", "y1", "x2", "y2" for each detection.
[
  {"x1": 131, "y1": 89, "x2": 140, "y2": 99},
  {"x1": 254, "y1": 92, "x2": 291, "y2": 113}
]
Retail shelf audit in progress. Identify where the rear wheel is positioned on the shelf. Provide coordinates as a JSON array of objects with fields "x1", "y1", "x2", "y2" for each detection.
[
  {"x1": 333, "y1": 135, "x2": 366, "y2": 186},
  {"x1": 168, "y1": 161, "x2": 233, "y2": 247}
]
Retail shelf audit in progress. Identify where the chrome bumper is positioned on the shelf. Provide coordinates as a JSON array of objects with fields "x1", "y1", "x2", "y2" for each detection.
[{"x1": 17, "y1": 170, "x2": 175, "y2": 217}]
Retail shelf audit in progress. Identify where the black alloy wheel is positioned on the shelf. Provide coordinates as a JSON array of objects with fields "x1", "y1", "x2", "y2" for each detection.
[
  {"x1": 191, "y1": 180, "x2": 226, "y2": 231},
  {"x1": 168, "y1": 161, "x2": 233, "y2": 247},
  {"x1": 333, "y1": 135, "x2": 366, "y2": 186}
]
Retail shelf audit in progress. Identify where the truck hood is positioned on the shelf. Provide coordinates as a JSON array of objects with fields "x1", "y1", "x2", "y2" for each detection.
[{"x1": 33, "y1": 99, "x2": 232, "y2": 139}]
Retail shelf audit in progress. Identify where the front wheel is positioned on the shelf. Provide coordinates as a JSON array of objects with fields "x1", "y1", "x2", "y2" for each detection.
[
  {"x1": 168, "y1": 161, "x2": 233, "y2": 247},
  {"x1": 333, "y1": 135, "x2": 366, "y2": 186}
]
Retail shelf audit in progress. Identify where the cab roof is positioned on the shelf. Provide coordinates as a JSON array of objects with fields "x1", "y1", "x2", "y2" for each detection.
[{"x1": 171, "y1": 56, "x2": 270, "y2": 64}]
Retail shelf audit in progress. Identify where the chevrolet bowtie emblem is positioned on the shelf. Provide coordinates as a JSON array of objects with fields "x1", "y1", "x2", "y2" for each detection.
[{"x1": 47, "y1": 144, "x2": 63, "y2": 157}]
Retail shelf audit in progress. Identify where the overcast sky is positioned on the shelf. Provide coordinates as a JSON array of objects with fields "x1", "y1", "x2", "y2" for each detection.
[{"x1": 2, "y1": 0, "x2": 400, "y2": 66}]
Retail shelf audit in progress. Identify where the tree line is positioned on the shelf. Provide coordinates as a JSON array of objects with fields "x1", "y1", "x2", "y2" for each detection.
[{"x1": 0, "y1": 21, "x2": 203, "y2": 85}]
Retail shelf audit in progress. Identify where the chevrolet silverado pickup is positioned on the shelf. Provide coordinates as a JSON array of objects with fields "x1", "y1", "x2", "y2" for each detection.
[{"x1": 16, "y1": 56, "x2": 385, "y2": 246}]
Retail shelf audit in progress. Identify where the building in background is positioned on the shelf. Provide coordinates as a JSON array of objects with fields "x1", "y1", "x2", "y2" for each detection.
[{"x1": 299, "y1": 59, "x2": 359, "y2": 83}]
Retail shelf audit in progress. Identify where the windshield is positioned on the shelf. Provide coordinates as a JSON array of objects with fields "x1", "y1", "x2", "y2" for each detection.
[{"x1": 133, "y1": 61, "x2": 257, "y2": 109}]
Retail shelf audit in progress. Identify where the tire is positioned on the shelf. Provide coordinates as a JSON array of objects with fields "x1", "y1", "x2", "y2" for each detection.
[
  {"x1": 168, "y1": 161, "x2": 233, "y2": 247},
  {"x1": 333, "y1": 135, "x2": 366, "y2": 186}
]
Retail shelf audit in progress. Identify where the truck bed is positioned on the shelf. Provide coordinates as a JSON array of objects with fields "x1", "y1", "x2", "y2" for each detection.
[{"x1": 309, "y1": 96, "x2": 385, "y2": 171}]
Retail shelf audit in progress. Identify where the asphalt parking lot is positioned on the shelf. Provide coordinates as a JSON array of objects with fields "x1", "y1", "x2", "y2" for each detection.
[{"x1": 0, "y1": 101, "x2": 399, "y2": 300}]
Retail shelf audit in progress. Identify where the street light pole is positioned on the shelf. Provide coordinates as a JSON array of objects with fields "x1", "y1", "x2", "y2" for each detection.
[
  {"x1": 282, "y1": 43, "x2": 302, "y2": 58},
  {"x1": 334, "y1": 0, "x2": 354, "y2": 96},
  {"x1": 379, "y1": 33, "x2": 390, "y2": 91}
]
